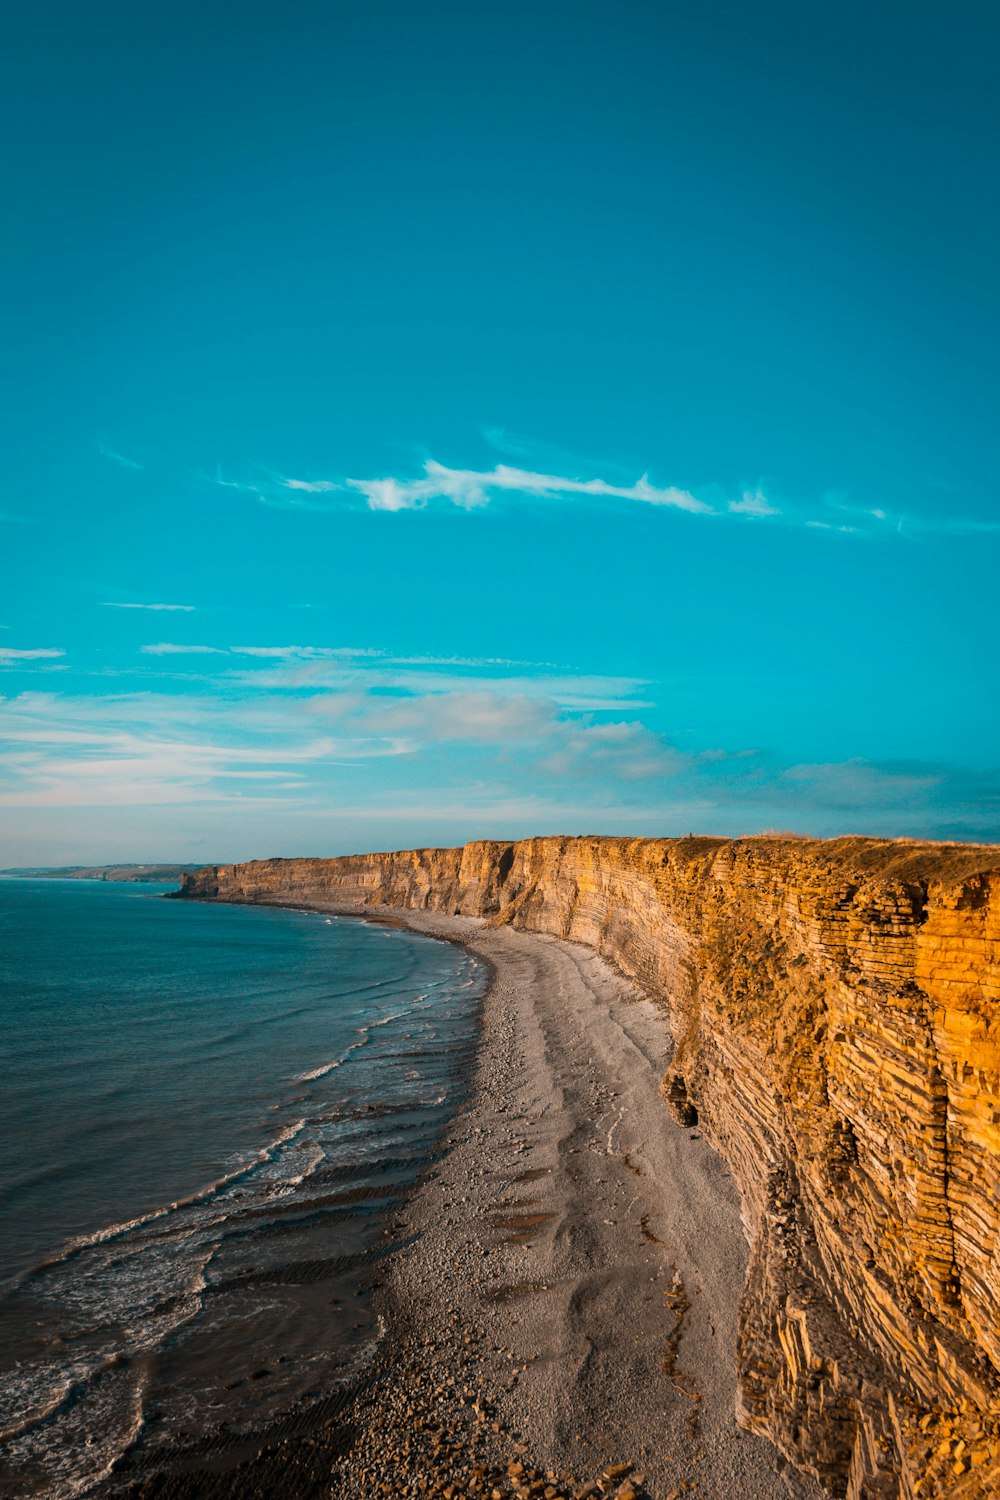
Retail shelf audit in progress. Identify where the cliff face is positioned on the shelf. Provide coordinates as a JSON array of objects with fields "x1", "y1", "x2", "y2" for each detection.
[{"x1": 180, "y1": 836, "x2": 1000, "y2": 1499}]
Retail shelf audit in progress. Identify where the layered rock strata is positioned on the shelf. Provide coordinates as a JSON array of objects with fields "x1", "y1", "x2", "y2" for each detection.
[{"x1": 179, "y1": 836, "x2": 1000, "y2": 1499}]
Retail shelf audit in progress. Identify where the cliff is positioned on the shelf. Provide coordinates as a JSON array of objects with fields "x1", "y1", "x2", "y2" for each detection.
[{"x1": 179, "y1": 835, "x2": 1000, "y2": 1500}]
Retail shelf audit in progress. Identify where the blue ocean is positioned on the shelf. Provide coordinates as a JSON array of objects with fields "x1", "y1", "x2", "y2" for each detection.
[{"x1": 0, "y1": 879, "x2": 485, "y2": 1498}]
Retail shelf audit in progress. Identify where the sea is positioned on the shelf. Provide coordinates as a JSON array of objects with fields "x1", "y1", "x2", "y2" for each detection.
[{"x1": 0, "y1": 878, "x2": 486, "y2": 1498}]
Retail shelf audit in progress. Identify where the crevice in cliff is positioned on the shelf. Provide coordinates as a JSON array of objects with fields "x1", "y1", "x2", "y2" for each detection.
[
  {"x1": 927, "y1": 1039, "x2": 963, "y2": 1317},
  {"x1": 497, "y1": 844, "x2": 515, "y2": 886},
  {"x1": 664, "y1": 1074, "x2": 698, "y2": 1128}
]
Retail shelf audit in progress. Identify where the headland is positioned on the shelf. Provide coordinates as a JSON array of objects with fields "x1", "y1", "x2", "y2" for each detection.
[{"x1": 177, "y1": 834, "x2": 1000, "y2": 1499}]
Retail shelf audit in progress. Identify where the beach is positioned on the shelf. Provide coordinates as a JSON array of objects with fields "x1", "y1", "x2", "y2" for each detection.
[
  {"x1": 120, "y1": 903, "x2": 814, "y2": 1500},
  {"x1": 328, "y1": 910, "x2": 810, "y2": 1500}
]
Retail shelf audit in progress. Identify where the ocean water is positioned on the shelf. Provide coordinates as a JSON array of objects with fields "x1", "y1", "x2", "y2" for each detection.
[{"x1": 0, "y1": 879, "x2": 485, "y2": 1498}]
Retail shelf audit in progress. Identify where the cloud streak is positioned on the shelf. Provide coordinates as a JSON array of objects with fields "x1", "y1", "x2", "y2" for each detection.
[
  {"x1": 0, "y1": 649, "x2": 65, "y2": 662},
  {"x1": 0, "y1": 691, "x2": 385, "y2": 810},
  {"x1": 208, "y1": 449, "x2": 997, "y2": 541},
  {"x1": 223, "y1": 652, "x2": 654, "y2": 711},
  {"x1": 102, "y1": 602, "x2": 197, "y2": 612},
  {"x1": 346, "y1": 460, "x2": 714, "y2": 514},
  {"x1": 281, "y1": 478, "x2": 340, "y2": 493},
  {"x1": 728, "y1": 489, "x2": 781, "y2": 518},
  {"x1": 2, "y1": 674, "x2": 996, "y2": 845},
  {"x1": 140, "y1": 644, "x2": 225, "y2": 656},
  {"x1": 0, "y1": 650, "x2": 677, "y2": 817},
  {"x1": 98, "y1": 443, "x2": 144, "y2": 470}
]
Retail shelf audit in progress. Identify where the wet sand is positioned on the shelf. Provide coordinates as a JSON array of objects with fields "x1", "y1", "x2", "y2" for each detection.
[{"x1": 118, "y1": 906, "x2": 816, "y2": 1500}]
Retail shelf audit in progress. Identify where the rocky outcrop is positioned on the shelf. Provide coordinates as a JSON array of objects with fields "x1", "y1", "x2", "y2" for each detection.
[{"x1": 179, "y1": 836, "x2": 1000, "y2": 1499}]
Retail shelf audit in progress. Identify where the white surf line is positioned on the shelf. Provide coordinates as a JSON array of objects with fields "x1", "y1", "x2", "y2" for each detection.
[
  {"x1": 27, "y1": 1117, "x2": 310, "y2": 1278},
  {"x1": 297, "y1": 1002, "x2": 422, "y2": 1082},
  {"x1": 68, "y1": 1378, "x2": 148, "y2": 1500},
  {"x1": 1, "y1": 1240, "x2": 217, "y2": 1443}
]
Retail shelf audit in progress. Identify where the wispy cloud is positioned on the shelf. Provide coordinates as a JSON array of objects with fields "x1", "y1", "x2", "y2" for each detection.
[
  {"x1": 0, "y1": 648, "x2": 65, "y2": 661},
  {"x1": 897, "y1": 514, "x2": 1000, "y2": 538},
  {"x1": 346, "y1": 460, "x2": 713, "y2": 514},
  {"x1": 140, "y1": 643, "x2": 225, "y2": 656},
  {"x1": 0, "y1": 643, "x2": 675, "y2": 817},
  {"x1": 144, "y1": 642, "x2": 561, "y2": 673},
  {"x1": 229, "y1": 645, "x2": 379, "y2": 660},
  {"x1": 479, "y1": 426, "x2": 537, "y2": 460},
  {"x1": 781, "y1": 758, "x2": 944, "y2": 807},
  {"x1": 207, "y1": 470, "x2": 262, "y2": 494},
  {"x1": 728, "y1": 489, "x2": 781, "y2": 518},
  {"x1": 281, "y1": 478, "x2": 340, "y2": 493},
  {"x1": 97, "y1": 443, "x2": 144, "y2": 471},
  {"x1": 226, "y1": 651, "x2": 654, "y2": 711},
  {"x1": 210, "y1": 457, "x2": 722, "y2": 516},
  {"x1": 535, "y1": 719, "x2": 688, "y2": 782},
  {"x1": 816, "y1": 496, "x2": 1000, "y2": 539},
  {"x1": 345, "y1": 690, "x2": 554, "y2": 746},
  {"x1": 0, "y1": 691, "x2": 359, "y2": 809},
  {"x1": 2, "y1": 671, "x2": 996, "y2": 842},
  {"x1": 204, "y1": 446, "x2": 998, "y2": 541},
  {"x1": 386, "y1": 654, "x2": 561, "y2": 669},
  {"x1": 102, "y1": 602, "x2": 197, "y2": 612}
]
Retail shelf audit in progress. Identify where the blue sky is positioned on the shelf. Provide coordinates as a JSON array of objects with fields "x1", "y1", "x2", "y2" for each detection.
[{"x1": 2, "y1": 0, "x2": 998, "y2": 863}]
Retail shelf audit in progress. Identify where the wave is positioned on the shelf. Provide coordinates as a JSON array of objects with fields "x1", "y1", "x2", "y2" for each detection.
[
  {"x1": 294, "y1": 1002, "x2": 426, "y2": 1083},
  {"x1": 27, "y1": 1117, "x2": 310, "y2": 1282},
  {"x1": 297, "y1": 1057, "x2": 343, "y2": 1081},
  {"x1": 0, "y1": 1241, "x2": 215, "y2": 1500}
]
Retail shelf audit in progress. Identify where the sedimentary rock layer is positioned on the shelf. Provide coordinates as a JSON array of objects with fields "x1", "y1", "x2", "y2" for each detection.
[{"x1": 180, "y1": 836, "x2": 1000, "y2": 1499}]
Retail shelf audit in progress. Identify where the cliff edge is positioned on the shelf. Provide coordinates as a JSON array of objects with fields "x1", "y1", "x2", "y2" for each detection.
[{"x1": 179, "y1": 835, "x2": 1000, "y2": 1499}]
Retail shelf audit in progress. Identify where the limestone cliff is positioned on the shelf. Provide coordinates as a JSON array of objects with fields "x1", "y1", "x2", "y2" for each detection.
[{"x1": 179, "y1": 836, "x2": 1000, "y2": 1499}]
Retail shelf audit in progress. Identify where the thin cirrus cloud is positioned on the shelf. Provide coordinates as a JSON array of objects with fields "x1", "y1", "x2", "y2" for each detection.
[
  {"x1": 97, "y1": 442, "x2": 144, "y2": 471},
  {"x1": 343, "y1": 460, "x2": 715, "y2": 514},
  {"x1": 226, "y1": 454, "x2": 868, "y2": 530},
  {"x1": 145, "y1": 642, "x2": 562, "y2": 671},
  {"x1": 0, "y1": 648, "x2": 65, "y2": 661},
  {"x1": 2, "y1": 679, "x2": 994, "y2": 837},
  {"x1": 258, "y1": 461, "x2": 721, "y2": 515},
  {"x1": 281, "y1": 478, "x2": 339, "y2": 493},
  {"x1": 102, "y1": 602, "x2": 197, "y2": 612},
  {"x1": 140, "y1": 644, "x2": 225, "y2": 656},
  {"x1": 227, "y1": 458, "x2": 768, "y2": 517},
  {"x1": 728, "y1": 489, "x2": 781, "y2": 518},
  {"x1": 0, "y1": 691, "x2": 370, "y2": 810},
  {"x1": 226, "y1": 652, "x2": 655, "y2": 712},
  {"x1": 185, "y1": 449, "x2": 1000, "y2": 538},
  {"x1": 239, "y1": 456, "x2": 999, "y2": 539},
  {"x1": 134, "y1": 641, "x2": 655, "y2": 715},
  {"x1": 0, "y1": 678, "x2": 686, "y2": 813}
]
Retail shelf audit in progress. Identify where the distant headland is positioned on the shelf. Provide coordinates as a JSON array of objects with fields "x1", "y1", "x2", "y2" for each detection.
[{"x1": 1, "y1": 863, "x2": 203, "y2": 883}]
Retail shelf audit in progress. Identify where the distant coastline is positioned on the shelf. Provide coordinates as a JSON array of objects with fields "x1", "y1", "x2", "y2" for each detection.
[{"x1": 0, "y1": 863, "x2": 202, "y2": 883}]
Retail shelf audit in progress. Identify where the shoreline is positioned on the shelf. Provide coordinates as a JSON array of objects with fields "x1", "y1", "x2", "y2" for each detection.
[{"x1": 123, "y1": 896, "x2": 816, "y2": 1500}]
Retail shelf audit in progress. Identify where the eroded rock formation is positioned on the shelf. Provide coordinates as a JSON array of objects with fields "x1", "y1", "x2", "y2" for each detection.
[{"x1": 179, "y1": 836, "x2": 1000, "y2": 1499}]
